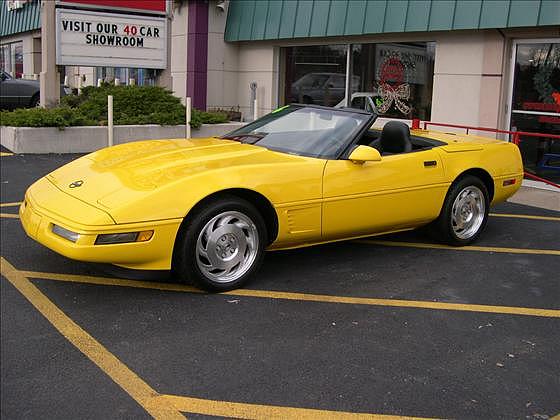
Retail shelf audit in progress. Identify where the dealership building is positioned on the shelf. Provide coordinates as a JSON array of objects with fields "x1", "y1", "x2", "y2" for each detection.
[{"x1": 1, "y1": 0, "x2": 559, "y2": 173}]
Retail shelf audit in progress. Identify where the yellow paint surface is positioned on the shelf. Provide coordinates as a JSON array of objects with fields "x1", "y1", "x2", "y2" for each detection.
[
  {"x1": 489, "y1": 213, "x2": 560, "y2": 222},
  {"x1": 20, "y1": 134, "x2": 524, "y2": 270},
  {"x1": 0, "y1": 213, "x2": 19, "y2": 219},
  {"x1": 0, "y1": 152, "x2": 14, "y2": 157},
  {"x1": 158, "y1": 394, "x2": 433, "y2": 419},
  {"x1": 0, "y1": 257, "x2": 185, "y2": 420},
  {"x1": 4, "y1": 259, "x2": 442, "y2": 419},
  {"x1": 0, "y1": 202, "x2": 22, "y2": 207},
  {"x1": 358, "y1": 240, "x2": 560, "y2": 256},
  {"x1": 22, "y1": 269, "x2": 560, "y2": 318}
]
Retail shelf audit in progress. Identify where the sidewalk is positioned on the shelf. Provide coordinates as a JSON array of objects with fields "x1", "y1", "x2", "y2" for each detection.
[{"x1": 508, "y1": 181, "x2": 560, "y2": 212}]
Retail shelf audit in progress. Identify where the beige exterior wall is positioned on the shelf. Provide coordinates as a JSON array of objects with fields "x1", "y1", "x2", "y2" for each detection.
[
  {"x1": 169, "y1": 2, "x2": 188, "y2": 103},
  {"x1": 206, "y1": 0, "x2": 239, "y2": 112},
  {"x1": 431, "y1": 32, "x2": 506, "y2": 136},
  {"x1": 235, "y1": 45, "x2": 279, "y2": 118}
]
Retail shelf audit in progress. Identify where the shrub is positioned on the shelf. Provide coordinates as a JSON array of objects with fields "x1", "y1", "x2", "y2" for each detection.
[{"x1": 1, "y1": 84, "x2": 229, "y2": 129}]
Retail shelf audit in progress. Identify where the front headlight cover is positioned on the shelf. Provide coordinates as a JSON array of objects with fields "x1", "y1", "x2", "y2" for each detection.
[{"x1": 52, "y1": 224, "x2": 80, "y2": 243}]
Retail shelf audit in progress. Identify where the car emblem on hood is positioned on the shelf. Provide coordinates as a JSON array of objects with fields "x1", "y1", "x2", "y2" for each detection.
[{"x1": 69, "y1": 180, "x2": 84, "y2": 188}]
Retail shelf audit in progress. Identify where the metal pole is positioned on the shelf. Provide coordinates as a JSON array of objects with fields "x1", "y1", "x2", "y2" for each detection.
[
  {"x1": 186, "y1": 97, "x2": 192, "y2": 139},
  {"x1": 107, "y1": 95, "x2": 114, "y2": 147},
  {"x1": 344, "y1": 44, "x2": 352, "y2": 107},
  {"x1": 253, "y1": 99, "x2": 258, "y2": 121}
]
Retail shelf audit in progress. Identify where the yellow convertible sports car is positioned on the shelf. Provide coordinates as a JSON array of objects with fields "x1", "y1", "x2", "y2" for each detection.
[{"x1": 21, "y1": 105, "x2": 523, "y2": 291}]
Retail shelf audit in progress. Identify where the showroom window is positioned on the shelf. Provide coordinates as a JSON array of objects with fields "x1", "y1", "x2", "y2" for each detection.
[
  {"x1": 283, "y1": 44, "x2": 349, "y2": 107},
  {"x1": 0, "y1": 41, "x2": 23, "y2": 78},
  {"x1": 94, "y1": 67, "x2": 157, "y2": 86},
  {"x1": 282, "y1": 42, "x2": 435, "y2": 120},
  {"x1": 509, "y1": 41, "x2": 560, "y2": 182},
  {"x1": 352, "y1": 42, "x2": 435, "y2": 120}
]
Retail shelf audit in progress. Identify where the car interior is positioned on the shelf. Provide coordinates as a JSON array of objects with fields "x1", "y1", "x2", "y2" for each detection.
[{"x1": 356, "y1": 121, "x2": 445, "y2": 156}]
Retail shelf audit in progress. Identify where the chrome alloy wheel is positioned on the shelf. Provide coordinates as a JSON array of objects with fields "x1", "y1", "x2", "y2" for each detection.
[
  {"x1": 451, "y1": 186, "x2": 485, "y2": 239},
  {"x1": 195, "y1": 211, "x2": 259, "y2": 283}
]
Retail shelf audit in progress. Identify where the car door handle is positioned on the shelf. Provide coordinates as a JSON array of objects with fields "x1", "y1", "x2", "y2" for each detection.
[{"x1": 424, "y1": 161, "x2": 437, "y2": 167}]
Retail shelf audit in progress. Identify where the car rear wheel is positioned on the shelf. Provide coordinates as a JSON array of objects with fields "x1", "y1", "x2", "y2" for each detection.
[
  {"x1": 173, "y1": 196, "x2": 266, "y2": 292},
  {"x1": 433, "y1": 175, "x2": 489, "y2": 246},
  {"x1": 29, "y1": 94, "x2": 40, "y2": 108}
]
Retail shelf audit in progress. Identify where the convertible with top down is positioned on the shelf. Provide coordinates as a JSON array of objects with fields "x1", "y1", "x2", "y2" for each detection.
[{"x1": 20, "y1": 105, "x2": 523, "y2": 291}]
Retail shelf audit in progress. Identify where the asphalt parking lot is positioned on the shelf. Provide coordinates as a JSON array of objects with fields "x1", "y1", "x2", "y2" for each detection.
[{"x1": 1, "y1": 151, "x2": 559, "y2": 419}]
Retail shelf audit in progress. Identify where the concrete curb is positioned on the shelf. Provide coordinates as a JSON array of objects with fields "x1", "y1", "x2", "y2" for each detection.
[{"x1": 0, "y1": 122, "x2": 244, "y2": 154}]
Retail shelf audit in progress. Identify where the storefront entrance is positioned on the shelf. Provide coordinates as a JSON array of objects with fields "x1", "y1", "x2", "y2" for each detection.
[{"x1": 509, "y1": 40, "x2": 560, "y2": 183}]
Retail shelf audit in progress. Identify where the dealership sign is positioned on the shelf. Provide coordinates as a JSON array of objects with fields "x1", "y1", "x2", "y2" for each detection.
[
  {"x1": 56, "y1": 9, "x2": 167, "y2": 69},
  {"x1": 57, "y1": 0, "x2": 167, "y2": 15}
]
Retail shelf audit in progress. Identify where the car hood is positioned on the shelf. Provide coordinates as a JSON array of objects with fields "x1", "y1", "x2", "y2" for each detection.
[{"x1": 46, "y1": 137, "x2": 301, "y2": 213}]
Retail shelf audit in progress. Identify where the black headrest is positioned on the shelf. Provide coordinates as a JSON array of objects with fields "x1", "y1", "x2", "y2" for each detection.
[{"x1": 380, "y1": 121, "x2": 412, "y2": 153}]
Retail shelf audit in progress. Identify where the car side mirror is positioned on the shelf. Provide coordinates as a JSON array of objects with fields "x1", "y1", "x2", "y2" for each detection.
[{"x1": 348, "y1": 145, "x2": 381, "y2": 163}]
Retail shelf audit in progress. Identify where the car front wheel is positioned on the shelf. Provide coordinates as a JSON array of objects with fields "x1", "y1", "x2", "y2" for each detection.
[
  {"x1": 433, "y1": 175, "x2": 489, "y2": 246},
  {"x1": 174, "y1": 196, "x2": 266, "y2": 292}
]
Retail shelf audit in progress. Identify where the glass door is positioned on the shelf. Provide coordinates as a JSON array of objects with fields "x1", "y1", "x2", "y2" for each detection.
[{"x1": 509, "y1": 41, "x2": 560, "y2": 183}]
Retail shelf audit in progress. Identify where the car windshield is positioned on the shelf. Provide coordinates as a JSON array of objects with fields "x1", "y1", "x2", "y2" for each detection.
[
  {"x1": 222, "y1": 106, "x2": 372, "y2": 159},
  {"x1": 0, "y1": 70, "x2": 12, "y2": 81}
]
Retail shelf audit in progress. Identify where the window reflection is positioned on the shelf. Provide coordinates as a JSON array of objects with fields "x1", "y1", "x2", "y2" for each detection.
[
  {"x1": 282, "y1": 42, "x2": 435, "y2": 119},
  {"x1": 284, "y1": 45, "x2": 348, "y2": 107},
  {"x1": 352, "y1": 42, "x2": 435, "y2": 119},
  {"x1": 510, "y1": 43, "x2": 560, "y2": 182}
]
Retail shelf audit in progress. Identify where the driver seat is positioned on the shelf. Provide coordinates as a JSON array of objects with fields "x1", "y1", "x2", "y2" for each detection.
[{"x1": 371, "y1": 121, "x2": 412, "y2": 155}]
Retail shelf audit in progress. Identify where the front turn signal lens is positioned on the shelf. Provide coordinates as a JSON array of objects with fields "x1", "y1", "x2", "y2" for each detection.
[
  {"x1": 136, "y1": 230, "x2": 154, "y2": 242},
  {"x1": 95, "y1": 230, "x2": 154, "y2": 245}
]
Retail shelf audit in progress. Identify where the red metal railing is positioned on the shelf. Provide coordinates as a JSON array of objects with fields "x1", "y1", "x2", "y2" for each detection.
[{"x1": 411, "y1": 119, "x2": 560, "y2": 189}]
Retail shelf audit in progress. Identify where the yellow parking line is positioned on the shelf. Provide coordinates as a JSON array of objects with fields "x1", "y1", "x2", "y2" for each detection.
[
  {"x1": 0, "y1": 258, "x2": 185, "y2": 420},
  {"x1": 0, "y1": 202, "x2": 21, "y2": 207},
  {"x1": 157, "y1": 394, "x2": 433, "y2": 419},
  {"x1": 22, "y1": 270, "x2": 203, "y2": 293},
  {"x1": 0, "y1": 152, "x2": 14, "y2": 157},
  {"x1": 0, "y1": 213, "x2": 19, "y2": 219},
  {"x1": 21, "y1": 269, "x2": 560, "y2": 318},
  {"x1": 358, "y1": 240, "x2": 560, "y2": 256},
  {"x1": 5, "y1": 259, "x2": 439, "y2": 419},
  {"x1": 489, "y1": 212, "x2": 560, "y2": 222}
]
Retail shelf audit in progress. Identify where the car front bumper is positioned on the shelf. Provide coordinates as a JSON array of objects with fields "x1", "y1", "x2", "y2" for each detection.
[{"x1": 20, "y1": 179, "x2": 182, "y2": 271}]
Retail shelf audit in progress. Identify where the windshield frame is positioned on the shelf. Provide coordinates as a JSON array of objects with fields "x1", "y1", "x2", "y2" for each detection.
[{"x1": 222, "y1": 104, "x2": 377, "y2": 160}]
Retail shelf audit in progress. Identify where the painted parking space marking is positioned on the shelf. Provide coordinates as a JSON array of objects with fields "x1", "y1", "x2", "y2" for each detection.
[
  {"x1": 0, "y1": 152, "x2": 14, "y2": 157},
  {"x1": 0, "y1": 202, "x2": 21, "y2": 207},
  {"x1": 2, "y1": 257, "x2": 441, "y2": 419},
  {"x1": 1, "y1": 203, "x2": 21, "y2": 219},
  {"x1": 489, "y1": 212, "x2": 560, "y2": 222},
  {"x1": 21, "y1": 269, "x2": 560, "y2": 318},
  {"x1": 357, "y1": 240, "x2": 560, "y2": 256},
  {"x1": 0, "y1": 213, "x2": 19, "y2": 219},
  {"x1": 157, "y1": 394, "x2": 433, "y2": 419},
  {"x1": 0, "y1": 257, "x2": 186, "y2": 420}
]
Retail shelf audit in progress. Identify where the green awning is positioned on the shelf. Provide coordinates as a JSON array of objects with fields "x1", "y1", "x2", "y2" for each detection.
[
  {"x1": 0, "y1": 0, "x2": 41, "y2": 37},
  {"x1": 225, "y1": 0, "x2": 560, "y2": 42}
]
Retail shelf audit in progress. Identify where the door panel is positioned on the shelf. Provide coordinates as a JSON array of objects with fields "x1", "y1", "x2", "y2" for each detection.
[
  {"x1": 0, "y1": 80, "x2": 18, "y2": 109},
  {"x1": 322, "y1": 149, "x2": 448, "y2": 239}
]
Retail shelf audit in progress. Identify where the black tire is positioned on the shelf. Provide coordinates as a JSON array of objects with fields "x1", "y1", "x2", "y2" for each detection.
[
  {"x1": 302, "y1": 95, "x2": 313, "y2": 104},
  {"x1": 432, "y1": 175, "x2": 489, "y2": 246},
  {"x1": 29, "y1": 94, "x2": 40, "y2": 108},
  {"x1": 173, "y1": 195, "x2": 267, "y2": 292}
]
